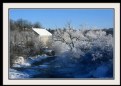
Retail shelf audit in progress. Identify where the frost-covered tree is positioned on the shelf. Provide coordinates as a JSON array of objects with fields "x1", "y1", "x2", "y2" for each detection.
[
  {"x1": 10, "y1": 19, "x2": 45, "y2": 66},
  {"x1": 53, "y1": 24, "x2": 85, "y2": 51},
  {"x1": 52, "y1": 26, "x2": 113, "y2": 59},
  {"x1": 33, "y1": 22, "x2": 42, "y2": 28},
  {"x1": 91, "y1": 33, "x2": 113, "y2": 62}
]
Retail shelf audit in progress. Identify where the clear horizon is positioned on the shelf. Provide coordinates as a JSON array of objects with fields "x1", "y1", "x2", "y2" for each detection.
[{"x1": 9, "y1": 9, "x2": 114, "y2": 29}]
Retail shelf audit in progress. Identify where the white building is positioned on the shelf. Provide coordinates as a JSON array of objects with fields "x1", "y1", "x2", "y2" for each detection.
[{"x1": 32, "y1": 28, "x2": 52, "y2": 46}]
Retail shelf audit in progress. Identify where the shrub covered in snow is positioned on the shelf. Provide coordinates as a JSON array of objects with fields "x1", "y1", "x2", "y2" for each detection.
[{"x1": 52, "y1": 28, "x2": 113, "y2": 61}]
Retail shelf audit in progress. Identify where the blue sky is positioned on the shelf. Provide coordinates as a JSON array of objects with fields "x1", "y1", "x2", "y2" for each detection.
[{"x1": 9, "y1": 9, "x2": 114, "y2": 29}]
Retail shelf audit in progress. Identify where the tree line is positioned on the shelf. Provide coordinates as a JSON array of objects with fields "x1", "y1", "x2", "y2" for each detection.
[{"x1": 10, "y1": 19, "x2": 43, "y2": 31}]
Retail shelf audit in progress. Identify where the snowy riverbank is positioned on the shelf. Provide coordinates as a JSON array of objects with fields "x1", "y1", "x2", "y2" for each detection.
[{"x1": 9, "y1": 54, "x2": 113, "y2": 79}]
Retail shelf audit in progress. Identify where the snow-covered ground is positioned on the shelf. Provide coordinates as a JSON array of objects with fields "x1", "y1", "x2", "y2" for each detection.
[
  {"x1": 9, "y1": 69, "x2": 30, "y2": 79},
  {"x1": 12, "y1": 55, "x2": 48, "y2": 68},
  {"x1": 9, "y1": 55, "x2": 52, "y2": 79}
]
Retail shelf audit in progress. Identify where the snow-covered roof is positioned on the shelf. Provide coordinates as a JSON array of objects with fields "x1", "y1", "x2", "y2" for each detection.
[{"x1": 32, "y1": 28, "x2": 52, "y2": 36}]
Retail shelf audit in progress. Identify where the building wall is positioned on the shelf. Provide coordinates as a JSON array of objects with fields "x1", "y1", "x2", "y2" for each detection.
[{"x1": 39, "y1": 35, "x2": 52, "y2": 46}]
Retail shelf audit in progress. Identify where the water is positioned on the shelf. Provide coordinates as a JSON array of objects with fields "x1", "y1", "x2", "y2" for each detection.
[{"x1": 10, "y1": 56, "x2": 113, "y2": 79}]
